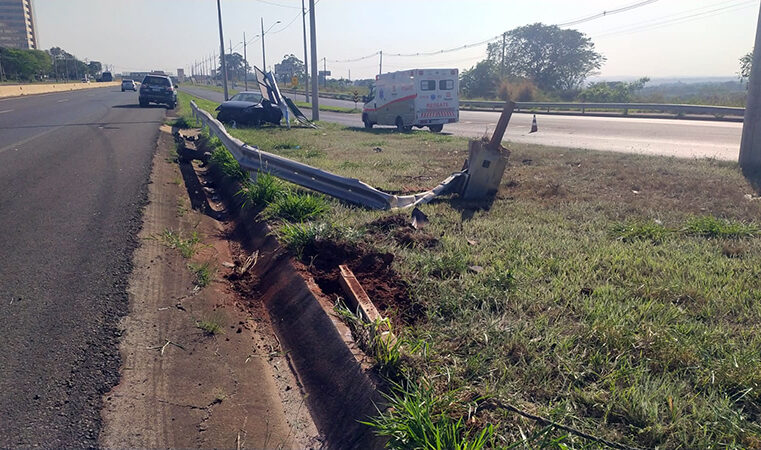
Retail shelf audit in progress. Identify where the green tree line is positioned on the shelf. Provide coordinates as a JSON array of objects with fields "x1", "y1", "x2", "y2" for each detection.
[{"x1": 0, "y1": 46, "x2": 102, "y2": 82}]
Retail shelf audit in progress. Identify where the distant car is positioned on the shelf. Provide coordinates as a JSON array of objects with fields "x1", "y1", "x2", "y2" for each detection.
[
  {"x1": 139, "y1": 74, "x2": 177, "y2": 108},
  {"x1": 121, "y1": 79, "x2": 137, "y2": 91},
  {"x1": 101, "y1": 71, "x2": 113, "y2": 82},
  {"x1": 215, "y1": 91, "x2": 282, "y2": 126}
]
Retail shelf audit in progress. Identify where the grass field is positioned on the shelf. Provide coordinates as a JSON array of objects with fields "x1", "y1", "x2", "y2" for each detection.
[{"x1": 176, "y1": 92, "x2": 761, "y2": 448}]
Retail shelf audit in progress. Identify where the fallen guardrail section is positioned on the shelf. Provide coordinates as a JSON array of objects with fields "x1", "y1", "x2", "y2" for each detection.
[{"x1": 191, "y1": 100, "x2": 513, "y2": 210}]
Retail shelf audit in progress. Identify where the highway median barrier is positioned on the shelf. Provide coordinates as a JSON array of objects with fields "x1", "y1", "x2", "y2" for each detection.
[{"x1": 0, "y1": 81, "x2": 121, "y2": 98}]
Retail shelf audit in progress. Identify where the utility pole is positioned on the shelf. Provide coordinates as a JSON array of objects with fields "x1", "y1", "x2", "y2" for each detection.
[
  {"x1": 301, "y1": 0, "x2": 309, "y2": 102},
  {"x1": 323, "y1": 57, "x2": 326, "y2": 88},
  {"x1": 261, "y1": 18, "x2": 266, "y2": 72},
  {"x1": 243, "y1": 32, "x2": 248, "y2": 90},
  {"x1": 309, "y1": 0, "x2": 318, "y2": 120},
  {"x1": 741, "y1": 3, "x2": 761, "y2": 174},
  {"x1": 379, "y1": 50, "x2": 382, "y2": 75},
  {"x1": 216, "y1": 0, "x2": 229, "y2": 100}
]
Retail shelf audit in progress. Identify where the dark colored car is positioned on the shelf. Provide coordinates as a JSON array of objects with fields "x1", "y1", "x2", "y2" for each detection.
[
  {"x1": 139, "y1": 74, "x2": 177, "y2": 108},
  {"x1": 215, "y1": 91, "x2": 282, "y2": 126}
]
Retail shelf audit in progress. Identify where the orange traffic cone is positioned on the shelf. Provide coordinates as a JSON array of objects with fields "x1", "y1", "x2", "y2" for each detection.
[{"x1": 530, "y1": 114, "x2": 538, "y2": 133}]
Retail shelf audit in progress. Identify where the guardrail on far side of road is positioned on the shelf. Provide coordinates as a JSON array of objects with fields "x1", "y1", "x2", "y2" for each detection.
[
  {"x1": 278, "y1": 88, "x2": 745, "y2": 121},
  {"x1": 0, "y1": 81, "x2": 121, "y2": 98}
]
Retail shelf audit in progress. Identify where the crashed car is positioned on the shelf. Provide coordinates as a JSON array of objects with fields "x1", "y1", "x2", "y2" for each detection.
[{"x1": 215, "y1": 91, "x2": 283, "y2": 126}]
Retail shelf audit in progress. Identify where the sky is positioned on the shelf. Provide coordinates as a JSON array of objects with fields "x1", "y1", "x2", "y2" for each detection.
[{"x1": 34, "y1": 0, "x2": 761, "y2": 81}]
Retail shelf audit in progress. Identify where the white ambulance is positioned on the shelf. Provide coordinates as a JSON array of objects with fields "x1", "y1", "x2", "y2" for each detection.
[{"x1": 361, "y1": 68, "x2": 459, "y2": 132}]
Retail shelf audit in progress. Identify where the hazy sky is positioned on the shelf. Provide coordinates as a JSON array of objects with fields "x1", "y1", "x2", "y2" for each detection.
[{"x1": 35, "y1": 0, "x2": 761, "y2": 81}]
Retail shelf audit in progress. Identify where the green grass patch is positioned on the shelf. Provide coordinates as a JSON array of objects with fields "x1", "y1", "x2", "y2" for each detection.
[
  {"x1": 196, "y1": 314, "x2": 224, "y2": 336},
  {"x1": 611, "y1": 220, "x2": 672, "y2": 243},
  {"x1": 261, "y1": 191, "x2": 330, "y2": 222},
  {"x1": 209, "y1": 146, "x2": 248, "y2": 183},
  {"x1": 188, "y1": 261, "x2": 215, "y2": 287},
  {"x1": 364, "y1": 381, "x2": 494, "y2": 450},
  {"x1": 683, "y1": 215, "x2": 759, "y2": 239},
  {"x1": 159, "y1": 228, "x2": 202, "y2": 258},
  {"x1": 237, "y1": 171, "x2": 286, "y2": 208}
]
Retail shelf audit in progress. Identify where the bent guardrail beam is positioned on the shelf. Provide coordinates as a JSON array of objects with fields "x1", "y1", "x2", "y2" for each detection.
[{"x1": 190, "y1": 100, "x2": 466, "y2": 210}]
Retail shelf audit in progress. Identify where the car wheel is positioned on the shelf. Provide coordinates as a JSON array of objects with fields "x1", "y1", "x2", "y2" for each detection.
[
  {"x1": 121, "y1": 88, "x2": 125, "y2": 92},
  {"x1": 139, "y1": 99, "x2": 147, "y2": 107},
  {"x1": 429, "y1": 124, "x2": 443, "y2": 133},
  {"x1": 167, "y1": 101, "x2": 176, "y2": 109}
]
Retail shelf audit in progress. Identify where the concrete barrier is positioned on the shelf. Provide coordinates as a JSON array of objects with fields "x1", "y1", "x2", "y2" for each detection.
[{"x1": 0, "y1": 81, "x2": 121, "y2": 98}]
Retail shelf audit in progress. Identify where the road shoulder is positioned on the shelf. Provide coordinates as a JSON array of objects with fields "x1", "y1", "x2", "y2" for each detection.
[{"x1": 100, "y1": 123, "x2": 318, "y2": 448}]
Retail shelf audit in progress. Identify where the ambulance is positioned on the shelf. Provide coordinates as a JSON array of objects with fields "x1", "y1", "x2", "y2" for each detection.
[{"x1": 361, "y1": 68, "x2": 459, "y2": 132}]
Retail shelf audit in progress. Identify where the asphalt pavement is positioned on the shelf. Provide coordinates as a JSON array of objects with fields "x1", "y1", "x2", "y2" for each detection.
[
  {"x1": 182, "y1": 85, "x2": 742, "y2": 161},
  {"x1": 0, "y1": 87, "x2": 165, "y2": 446}
]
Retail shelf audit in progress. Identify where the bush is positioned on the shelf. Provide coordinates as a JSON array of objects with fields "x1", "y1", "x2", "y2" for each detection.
[{"x1": 498, "y1": 78, "x2": 538, "y2": 102}]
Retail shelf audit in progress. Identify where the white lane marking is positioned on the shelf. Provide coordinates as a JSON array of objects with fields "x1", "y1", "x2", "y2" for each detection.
[
  {"x1": 57, "y1": 99, "x2": 69, "y2": 103},
  {"x1": 0, "y1": 109, "x2": 13, "y2": 114}
]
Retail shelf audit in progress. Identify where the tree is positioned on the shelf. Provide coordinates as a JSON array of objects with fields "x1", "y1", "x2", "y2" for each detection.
[
  {"x1": 274, "y1": 54, "x2": 304, "y2": 83},
  {"x1": 578, "y1": 77, "x2": 650, "y2": 103},
  {"x1": 0, "y1": 47, "x2": 51, "y2": 81},
  {"x1": 460, "y1": 60, "x2": 499, "y2": 99},
  {"x1": 740, "y1": 51, "x2": 753, "y2": 83},
  {"x1": 490, "y1": 23, "x2": 604, "y2": 93},
  {"x1": 87, "y1": 61, "x2": 102, "y2": 77},
  {"x1": 217, "y1": 53, "x2": 249, "y2": 82}
]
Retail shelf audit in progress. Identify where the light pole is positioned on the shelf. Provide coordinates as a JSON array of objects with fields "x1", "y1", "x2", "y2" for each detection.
[
  {"x1": 261, "y1": 18, "x2": 281, "y2": 73},
  {"x1": 243, "y1": 32, "x2": 248, "y2": 90},
  {"x1": 301, "y1": 0, "x2": 309, "y2": 102},
  {"x1": 216, "y1": 0, "x2": 229, "y2": 101},
  {"x1": 309, "y1": 0, "x2": 318, "y2": 120}
]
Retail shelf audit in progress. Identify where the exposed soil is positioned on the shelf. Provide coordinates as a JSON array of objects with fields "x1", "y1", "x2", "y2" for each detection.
[
  {"x1": 297, "y1": 239, "x2": 424, "y2": 325},
  {"x1": 367, "y1": 214, "x2": 440, "y2": 249}
]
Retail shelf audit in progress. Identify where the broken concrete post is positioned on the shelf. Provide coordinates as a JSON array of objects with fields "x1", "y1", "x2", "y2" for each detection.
[{"x1": 460, "y1": 101, "x2": 513, "y2": 200}]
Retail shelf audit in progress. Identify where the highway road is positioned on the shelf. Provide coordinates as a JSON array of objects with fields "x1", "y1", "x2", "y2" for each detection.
[
  {"x1": 183, "y1": 86, "x2": 742, "y2": 161},
  {"x1": 0, "y1": 87, "x2": 163, "y2": 446}
]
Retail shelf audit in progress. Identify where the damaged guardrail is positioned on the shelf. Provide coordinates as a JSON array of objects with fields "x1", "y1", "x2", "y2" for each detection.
[{"x1": 190, "y1": 100, "x2": 488, "y2": 210}]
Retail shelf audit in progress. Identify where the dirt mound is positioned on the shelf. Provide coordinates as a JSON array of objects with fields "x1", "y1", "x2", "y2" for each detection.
[
  {"x1": 300, "y1": 239, "x2": 424, "y2": 324},
  {"x1": 367, "y1": 214, "x2": 439, "y2": 249}
]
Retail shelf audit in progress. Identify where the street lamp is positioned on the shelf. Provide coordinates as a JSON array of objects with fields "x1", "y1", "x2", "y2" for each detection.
[{"x1": 261, "y1": 19, "x2": 281, "y2": 73}]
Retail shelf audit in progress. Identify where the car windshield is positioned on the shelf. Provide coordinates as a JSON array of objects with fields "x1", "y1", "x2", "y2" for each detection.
[
  {"x1": 230, "y1": 92, "x2": 262, "y2": 103},
  {"x1": 142, "y1": 76, "x2": 170, "y2": 86}
]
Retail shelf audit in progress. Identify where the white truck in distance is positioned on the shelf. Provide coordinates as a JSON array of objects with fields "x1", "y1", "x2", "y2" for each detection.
[{"x1": 362, "y1": 68, "x2": 459, "y2": 132}]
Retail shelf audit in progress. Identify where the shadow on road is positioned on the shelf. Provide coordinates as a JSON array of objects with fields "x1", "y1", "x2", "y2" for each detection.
[
  {"x1": 112, "y1": 104, "x2": 172, "y2": 109},
  {"x1": 0, "y1": 120, "x2": 163, "y2": 130}
]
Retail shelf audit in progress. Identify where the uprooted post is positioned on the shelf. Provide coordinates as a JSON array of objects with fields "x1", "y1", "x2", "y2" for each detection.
[{"x1": 459, "y1": 100, "x2": 514, "y2": 200}]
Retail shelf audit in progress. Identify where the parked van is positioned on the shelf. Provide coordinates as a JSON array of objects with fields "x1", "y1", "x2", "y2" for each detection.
[{"x1": 362, "y1": 68, "x2": 459, "y2": 132}]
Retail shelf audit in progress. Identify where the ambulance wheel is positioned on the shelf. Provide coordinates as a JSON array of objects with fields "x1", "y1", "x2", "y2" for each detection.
[
  {"x1": 363, "y1": 115, "x2": 373, "y2": 129},
  {"x1": 429, "y1": 124, "x2": 443, "y2": 133},
  {"x1": 395, "y1": 116, "x2": 405, "y2": 132}
]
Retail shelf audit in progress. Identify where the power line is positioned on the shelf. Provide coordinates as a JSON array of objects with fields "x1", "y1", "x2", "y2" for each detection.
[
  {"x1": 594, "y1": 0, "x2": 757, "y2": 38},
  {"x1": 254, "y1": 0, "x2": 300, "y2": 9},
  {"x1": 325, "y1": 0, "x2": 660, "y2": 62},
  {"x1": 557, "y1": 0, "x2": 658, "y2": 27},
  {"x1": 270, "y1": 0, "x2": 320, "y2": 34}
]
